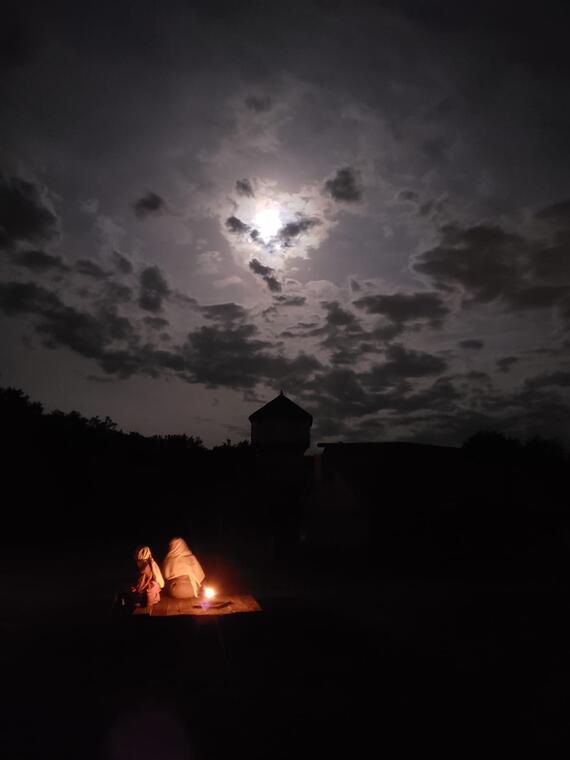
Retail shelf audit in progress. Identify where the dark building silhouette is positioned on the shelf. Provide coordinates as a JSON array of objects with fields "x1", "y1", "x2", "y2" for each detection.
[
  {"x1": 249, "y1": 391, "x2": 313, "y2": 555},
  {"x1": 249, "y1": 390, "x2": 313, "y2": 454},
  {"x1": 309, "y1": 441, "x2": 467, "y2": 560}
]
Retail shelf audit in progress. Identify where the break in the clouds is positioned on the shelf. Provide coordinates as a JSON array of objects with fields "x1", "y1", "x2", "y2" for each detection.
[{"x1": 1, "y1": 0, "x2": 569, "y2": 445}]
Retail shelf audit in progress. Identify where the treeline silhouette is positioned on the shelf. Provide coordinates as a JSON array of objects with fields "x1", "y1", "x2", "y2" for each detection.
[
  {"x1": 1, "y1": 386, "x2": 569, "y2": 579},
  {"x1": 1, "y1": 386, "x2": 259, "y2": 547},
  {"x1": 449, "y1": 431, "x2": 567, "y2": 578}
]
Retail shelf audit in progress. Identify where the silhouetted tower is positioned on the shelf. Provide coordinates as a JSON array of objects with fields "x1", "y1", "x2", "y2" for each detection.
[
  {"x1": 249, "y1": 390, "x2": 313, "y2": 454},
  {"x1": 248, "y1": 391, "x2": 313, "y2": 556}
]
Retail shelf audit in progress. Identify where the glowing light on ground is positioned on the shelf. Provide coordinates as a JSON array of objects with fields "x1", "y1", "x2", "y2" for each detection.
[
  {"x1": 203, "y1": 586, "x2": 216, "y2": 599},
  {"x1": 253, "y1": 205, "x2": 282, "y2": 242}
]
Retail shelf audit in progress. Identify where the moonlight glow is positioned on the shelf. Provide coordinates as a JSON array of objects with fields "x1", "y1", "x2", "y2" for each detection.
[{"x1": 253, "y1": 206, "x2": 282, "y2": 243}]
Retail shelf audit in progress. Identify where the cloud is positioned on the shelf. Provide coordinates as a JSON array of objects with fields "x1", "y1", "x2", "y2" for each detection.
[
  {"x1": 414, "y1": 223, "x2": 524, "y2": 304},
  {"x1": 534, "y1": 200, "x2": 570, "y2": 225},
  {"x1": 133, "y1": 192, "x2": 167, "y2": 219},
  {"x1": 362, "y1": 344, "x2": 448, "y2": 392},
  {"x1": 305, "y1": 301, "x2": 372, "y2": 365},
  {"x1": 249, "y1": 258, "x2": 281, "y2": 292},
  {"x1": 0, "y1": 280, "x2": 61, "y2": 316},
  {"x1": 15, "y1": 249, "x2": 69, "y2": 273},
  {"x1": 138, "y1": 265, "x2": 171, "y2": 313},
  {"x1": 524, "y1": 371, "x2": 570, "y2": 390},
  {"x1": 463, "y1": 370, "x2": 492, "y2": 385},
  {"x1": 458, "y1": 339, "x2": 484, "y2": 350},
  {"x1": 102, "y1": 281, "x2": 132, "y2": 304},
  {"x1": 353, "y1": 291, "x2": 449, "y2": 328},
  {"x1": 321, "y1": 300, "x2": 361, "y2": 329},
  {"x1": 200, "y1": 302, "x2": 247, "y2": 322},
  {"x1": 184, "y1": 323, "x2": 321, "y2": 390},
  {"x1": 143, "y1": 316, "x2": 170, "y2": 330},
  {"x1": 397, "y1": 190, "x2": 419, "y2": 203},
  {"x1": 323, "y1": 167, "x2": 362, "y2": 203},
  {"x1": 236, "y1": 178, "x2": 255, "y2": 197},
  {"x1": 0, "y1": 280, "x2": 134, "y2": 362},
  {"x1": 244, "y1": 95, "x2": 272, "y2": 112},
  {"x1": 506, "y1": 285, "x2": 570, "y2": 311},
  {"x1": 75, "y1": 259, "x2": 108, "y2": 279},
  {"x1": 277, "y1": 215, "x2": 320, "y2": 247},
  {"x1": 274, "y1": 295, "x2": 306, "y2": 307},
  {"x1": 497, "y1": 356, "x2": 520, "y2": 373},
  {"x1": 528, "y1": 244, "x2": 570, "y2": 284},
  {"x1": 0, "y1": 173, "x2": 58, "y2": 250},
  {"x1": 225, "y1": 215, "x2": 251, "y2": 235},
  {"x1": 0, "y1": 281, "x2": 321, "y2": 388},
  {"x1": 302, "y1": 367, "x2": 371, "y2": 418},
  {"x1": 413, "y1": 218, "x2": 570, "y2": 319},
  {"x1": 112, "y1": 251, "x2": 133, "y2": 274}
]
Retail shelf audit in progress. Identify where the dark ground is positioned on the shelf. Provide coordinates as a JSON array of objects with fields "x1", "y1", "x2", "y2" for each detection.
[{"x1": 2, "y1": 539, "x2": 570, "y2": 759}]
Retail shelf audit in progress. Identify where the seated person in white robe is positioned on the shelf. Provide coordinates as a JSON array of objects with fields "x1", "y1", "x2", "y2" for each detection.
[{"x1": 162, "y1": 537, "x2": 205, "y2": 599}]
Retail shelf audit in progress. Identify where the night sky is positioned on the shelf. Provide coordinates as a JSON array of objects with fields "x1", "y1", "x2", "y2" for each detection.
[{"x1": 1, "y1": 0, "x2": 569, "y2": 448}]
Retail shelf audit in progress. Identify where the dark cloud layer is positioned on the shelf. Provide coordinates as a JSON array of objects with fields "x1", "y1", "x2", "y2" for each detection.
[
  {"x1": 75, "y1": 259, "x2": 108, "y2": 280},
  {"x1": 353, "y1": 291, "x2": 449, "y2": 329},
  {"x1": 324, "y1": 167, "x2": 362, "y2": 203},
  {"x1": 1, "y1": 1, "x2": 570, "y2": 445},
  {"x1": 497, "y1": 356, "x2": 520, "y2": 373},
  {"x1": 0, "y1": 173, "x2": 58, "y2": 250},
  {"x1": 459, "y1": 339, "x2": 484, "y2": 350},
  {"x1": 143, "y1": 316, "x2": 169, "y2": 330},
  {"x1": 414, "y1": 219, "x2": 570, "y2": 322},
  {"x1": 185, "y1": 324, "x2": 320, "y2": 390},
  {"x1": 201, "y1": 302, "x2": 247, "y2": 322},
  {"x1": 138, "y1": 265, "x2": 170, "y2": 313},
  {"x1": 16, "y1": 249, "x2": 69, "y2": 273},
  {"x1": 277, "y1": 216, "x2": 320, "y2": 247},
  {"x1": 225, "y1": 215, "x2": 250, "y2": 235},
  {"x1": 244, "y1": 95, "x2": 272, "y2": 113},
  {"x1": 274, "y1": 295, "x2": 306, "y2": 307},
  {"x1": 112, "y1": 251, "x2": 133, "y2": 274},
  {"x1": 249, "y1": 258, "x2": 281, "y2": 292},
  {"x1": 133, "y1": 192, "x2": 167, "y2": 219},
  {"x1": 0, "y1": 279, "x2": 320, "y2": 390},
  {"x1": 0, "y1": 280, "x2": 134, "y2": 367},
  {"x1": 363, "y1": 344, "x2": 448, "y2": 391},
  {"x1": 414, "y1": 224, "x2": 524, "y2": 304},
  {"x1": 236, "y1": 178, "x2": 255, "y2": 197}
]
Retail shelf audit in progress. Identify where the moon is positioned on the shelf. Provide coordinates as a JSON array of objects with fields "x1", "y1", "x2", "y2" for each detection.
[{"x1": 253, "y1": 205, "x2": 282, "y2": 243}]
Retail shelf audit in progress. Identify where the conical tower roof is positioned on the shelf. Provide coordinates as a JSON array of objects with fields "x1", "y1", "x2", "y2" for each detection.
[{"x1": 249, "y1": 391, "x2": 313, "y2": 424}]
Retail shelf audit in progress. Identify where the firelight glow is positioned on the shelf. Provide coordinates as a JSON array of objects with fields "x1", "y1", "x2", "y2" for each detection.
[
  {"x1": 204, "y1": 586, "x2": 216, "y2": 599},
  {"x1": 253, "y1": 206, "x2": 282, "y2": 243}
]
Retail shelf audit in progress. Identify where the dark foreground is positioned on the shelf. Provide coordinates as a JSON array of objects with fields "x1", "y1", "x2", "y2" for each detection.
[{"x1": 2, "y1": 540, "x2": 570, "y2": 758}]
